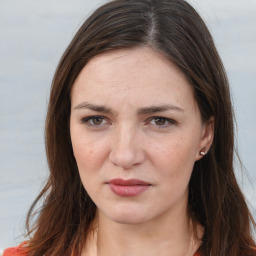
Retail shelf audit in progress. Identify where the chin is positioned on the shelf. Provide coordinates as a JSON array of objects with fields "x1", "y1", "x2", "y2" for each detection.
[
  {"x1": 111, "y1": 214, "x2": 147, "y2": 225},
  {"x1": 103, "y1": 204, "x2": 152, "y2": 225}
]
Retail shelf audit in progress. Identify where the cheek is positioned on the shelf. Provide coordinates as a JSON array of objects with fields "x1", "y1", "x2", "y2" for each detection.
[
  {"x1": 150, "y1": 136, "x2": 196, "y2": 180},
  {"x1": 73, "y1": 142, "x2": 103, "y2": 170},
  {"x1": 70, "y1": 130, "x2": 109, "y2": 176},
  {"x1": 71, "y1": 138, "x2": 109, "y2": 197}
]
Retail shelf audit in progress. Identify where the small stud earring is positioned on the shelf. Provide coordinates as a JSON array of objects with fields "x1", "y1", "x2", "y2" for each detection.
[{"x1": 200, "y1": 147, "x2": 207, "y2": 156}]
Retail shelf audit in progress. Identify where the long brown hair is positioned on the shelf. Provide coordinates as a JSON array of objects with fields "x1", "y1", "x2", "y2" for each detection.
[{"x1": 25, "y1": 0, "x2": 256, "y2": 255}]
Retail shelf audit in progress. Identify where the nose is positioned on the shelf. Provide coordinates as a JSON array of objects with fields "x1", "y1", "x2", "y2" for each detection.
[{"x1": 109, "y1": 125, "x2": 146, "y2": 169}]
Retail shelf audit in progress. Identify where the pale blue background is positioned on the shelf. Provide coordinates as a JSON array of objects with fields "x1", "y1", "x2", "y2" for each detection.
[{"x1": 0, "y1": 0, "x2": 255, "y2": 250}]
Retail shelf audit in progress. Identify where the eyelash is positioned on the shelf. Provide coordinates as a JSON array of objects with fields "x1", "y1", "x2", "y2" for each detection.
[
  {"x1": 81, "y1": 115, "x2": 108, "y2": 127},
  {"x1": 147, "y1": 116, "x2": 177, "y2": 128},
  {"x1": 80, "y1": 115, "x2": 177, "y2": 128}
]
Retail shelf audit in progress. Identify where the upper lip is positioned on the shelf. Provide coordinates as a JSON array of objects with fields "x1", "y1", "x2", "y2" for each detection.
[{"x1": 107, "y1": 178, "x2": 151, "y2": 186}]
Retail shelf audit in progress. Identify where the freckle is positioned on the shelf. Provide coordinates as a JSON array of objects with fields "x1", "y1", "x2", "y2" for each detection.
[{"x1": 161, "y1": 150, "x2": 168, "y2": 157}]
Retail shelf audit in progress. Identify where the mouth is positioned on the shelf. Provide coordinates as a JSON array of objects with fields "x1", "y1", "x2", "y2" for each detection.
[{"x1": 106, "y1": 179, "x2": 151, "y2": 197}]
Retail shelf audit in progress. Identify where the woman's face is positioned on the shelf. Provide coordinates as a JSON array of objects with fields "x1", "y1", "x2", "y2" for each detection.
[{"x1": 70, "y1": 47, "x2": 213, "y2": 225}]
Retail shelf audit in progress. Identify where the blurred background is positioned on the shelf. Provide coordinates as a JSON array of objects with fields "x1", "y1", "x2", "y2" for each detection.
[{"x1": 0, "y1": 0, "x2": 255, "y2": 250}]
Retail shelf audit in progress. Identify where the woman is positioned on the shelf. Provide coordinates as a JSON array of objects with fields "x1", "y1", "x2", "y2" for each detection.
[{"x1": 3, "y1": 0, "x2": 256, "y2": 255}]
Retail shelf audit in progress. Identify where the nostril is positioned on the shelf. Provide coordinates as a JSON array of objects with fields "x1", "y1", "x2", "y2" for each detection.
[{"x1": 109, "y1": 145, "x2": 145, "y2": 169}]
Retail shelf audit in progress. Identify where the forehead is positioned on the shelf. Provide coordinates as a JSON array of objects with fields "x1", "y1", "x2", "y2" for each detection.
[
  {"x1": 75, "y1": 47, "x2": 188, "y2": 86},
  {"x1": 71, "y1": 47, "x2": 197, "y2": 112}
]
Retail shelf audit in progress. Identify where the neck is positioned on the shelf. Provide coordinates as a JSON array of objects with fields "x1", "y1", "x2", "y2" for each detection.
[{"x1": 82, "y1": 209, "x2": 202, "y2": 256}]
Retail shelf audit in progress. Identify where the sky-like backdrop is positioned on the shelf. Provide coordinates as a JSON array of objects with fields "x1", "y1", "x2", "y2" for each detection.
[{"x1": 0, "y1": 0, "x2": 256, "y2": 250}]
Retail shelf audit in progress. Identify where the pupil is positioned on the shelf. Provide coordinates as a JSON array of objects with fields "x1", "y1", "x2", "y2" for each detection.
[
  {"x1": 155, "y1": 118, "x2": 165, "y2": 125},
  {"x1": 93, "y1": 117, "x2": 103, "y2": 125}
]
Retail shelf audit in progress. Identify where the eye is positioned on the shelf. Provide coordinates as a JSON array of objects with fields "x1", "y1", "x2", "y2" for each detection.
[
  {"x1": 81, "y1": 116, "x2": 108, "y2": 127},
  {"x1": 153, "y1": 117, "x2": 168, "y2": 126},
  {"x1": 148, "y1": 116, "x2": 177, "y2": 127}
]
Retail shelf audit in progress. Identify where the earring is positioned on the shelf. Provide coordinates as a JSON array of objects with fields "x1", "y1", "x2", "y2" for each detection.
[{"x1": 199, "y1": 147, "x2": 207, "y2": 156}]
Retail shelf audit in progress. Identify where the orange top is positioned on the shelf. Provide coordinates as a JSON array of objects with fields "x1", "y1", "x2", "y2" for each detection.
[
  {"x1": 3, "y1": 243, "x2": 27, "y2": 256},
  {"x1": 4, "y1": 243, "x2": 256, "y2": 256},
  {"x1": 3, "y1": 243, "x2": 201, "y2": 256}
]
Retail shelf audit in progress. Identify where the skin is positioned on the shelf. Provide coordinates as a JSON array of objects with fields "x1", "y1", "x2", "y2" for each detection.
[{"x1": 70, "y1": 47, "x2": 214, "y2": 256}]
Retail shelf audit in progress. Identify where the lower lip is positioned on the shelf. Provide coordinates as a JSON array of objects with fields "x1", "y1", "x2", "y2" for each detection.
[{"x1": 108, "y1": 184, "x2": 150, "y2": 197}]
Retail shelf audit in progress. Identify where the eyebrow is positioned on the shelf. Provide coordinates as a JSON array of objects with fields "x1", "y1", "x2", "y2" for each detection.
[
  {"x1": 137, "y1": 105, "x2": 184, "y2": 115},
  {"x1": 73, "y1": 102, "x2": 184, "y2": 115},
  {"x1": 74, "y1": 102, "x2": 115, "y2": 114}
]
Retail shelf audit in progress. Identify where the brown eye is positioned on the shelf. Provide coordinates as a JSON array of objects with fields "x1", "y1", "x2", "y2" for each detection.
[
  {"x1": 148, "y1": 116, "x2": 177, "y2": 128},
  {"x1": 154, "y1": 117, "x2": 167, "y2": 126},
  {"x1": 81, "y1": 116, "x2": 108, "y2": 126},
  {"x1": 92, "y1": 116, "x2": 104, "y2": 125}
]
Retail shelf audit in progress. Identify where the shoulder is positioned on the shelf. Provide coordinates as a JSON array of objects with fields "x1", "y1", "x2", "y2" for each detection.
[
  {"x1": 193, "y1": 249, "x2": 256, "y2": 256},
  {"x1": 242, "y1": 248, "x2": 256, "y2": 256},
  {"x1": 243, "y1": 252, "x2": 256, "y2": 256},
  {"x1": 3, "y1": 242, "x2": 28, "y2": 256}
]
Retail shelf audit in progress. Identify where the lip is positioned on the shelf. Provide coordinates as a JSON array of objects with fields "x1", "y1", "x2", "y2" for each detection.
[{"x1": 107, "y1": 179, "x2": 151, "y2": 197}]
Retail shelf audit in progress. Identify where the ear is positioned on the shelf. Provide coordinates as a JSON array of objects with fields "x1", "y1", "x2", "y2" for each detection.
[{"x1": 195, "y1": 116, "x2": 215, "y2": 161}]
